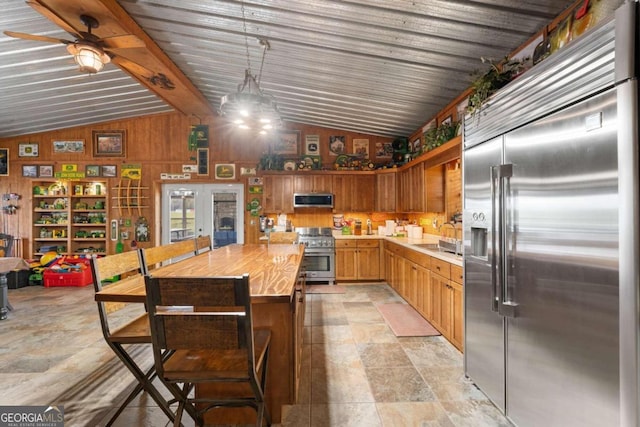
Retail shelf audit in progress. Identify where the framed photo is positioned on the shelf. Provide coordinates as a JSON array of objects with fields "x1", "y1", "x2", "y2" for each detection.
[
  {"x1": 273, "y1": 130, "x2": 300, "y2": 155},
  {"x1": 329, "y1": 135, "x2": 346, "y2": 156},
  {"x1": 0, "y1": 148, "x2": 8, "y2": 176},
  {"x1": 375, "y1": 141, "x2": 393, "y2": 158},
  {"x1": 18, "y1": 143, "x2": 39, "y2": 157},
  {"x1": 22, "y1": 165, "x2": 38, "y2": 177},
  {"x1": 38, "y1": 165, "x2": 54, "y2": 178},
  {"x1": 215, "y1": 163, "x2": 235, "y2": 180},
  {"x1": 305, "y1": 134, "x2": 320, "y2": 155},
  {"x1": 53, "y1": 140, "x2": 84, "y2": 154},
  {"x1": 93, "y1": 130, "x2": 125, "y2": 157},
  {"x1": 249, "y1": 177, "x2": 263, "y2": 185},
  {"x1": 102, "y1": 165, "x2": 117, "y2": 177},
  {"x1": 353, "y1": 139, "x2": 370, "y2": 158},
  {"x1": 86, "y1": 165, "x2": 101, "y2": 177}
]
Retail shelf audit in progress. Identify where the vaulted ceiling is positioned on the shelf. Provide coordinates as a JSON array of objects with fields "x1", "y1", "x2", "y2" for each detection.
[{"x1": 0, "y1": 0, "x2": 578, "y2": 139}]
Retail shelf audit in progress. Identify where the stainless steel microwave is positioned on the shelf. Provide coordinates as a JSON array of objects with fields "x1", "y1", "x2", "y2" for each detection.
[{"x1": 293, "y1": 193, "x2": 334, "y2": 208}]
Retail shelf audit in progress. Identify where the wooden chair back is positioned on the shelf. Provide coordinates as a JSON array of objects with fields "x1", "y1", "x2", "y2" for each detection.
[
  {"x1": 268, "y1": 232, "x2": 299, "y2": 244},
  {"x1": 144, "y1": 273, "x2": 272, "y2": 425},
  {"x1": 90, "y1": 250, "x2": 147, "y2": 339},
  {"x1": 194, "y1": 235, "x2": 212, "y2": 254},
  {"x1": 140, "y1": 239, "x2": 196, "y2": 274}
]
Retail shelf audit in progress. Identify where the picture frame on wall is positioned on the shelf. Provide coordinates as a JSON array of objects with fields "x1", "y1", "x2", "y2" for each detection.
[
  {"x1": 22, "y1": 165, "x2": 38, "y2": 177},
  {"x1": 272, "y1": 130, "x2": 300, "y2": 155},
  {"x1": 53, "y1": 140, "x2": 84, "y2": 154},
  {"x1": 86, "y1": 165, "x2": 101, "y2": 177},
  {"x1": 101, "y1": 165, "x2": 117, "y2": 177},
  {"x1": 18, "y1": 143, "x2": 39, "y2": 157},
  {"x1": 329, "y1": 135, "x2": 346, "y2": 156},
  {"x1": 93, "y1": 130, "x2": 125, "y2": 157},
  {"x1": 353, "y1": 139, "x2": 370, "y2": 158},
  {"x1": 38, "y1": 165, "x2": 54, "y2": 178},
  {"x1": 0, "y1": 148, "x2": 8, "y2": 176},
  {"x1": 305, "y1": 134, "x2": 320, "y2": 155}
]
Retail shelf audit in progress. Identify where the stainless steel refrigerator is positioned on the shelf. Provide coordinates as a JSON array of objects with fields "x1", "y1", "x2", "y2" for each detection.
[{"x1": 463, "y1": 2, "x2": 639, "y2": 426}]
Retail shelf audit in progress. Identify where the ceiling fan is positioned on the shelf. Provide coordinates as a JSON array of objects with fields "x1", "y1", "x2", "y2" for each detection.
[{"x1": 4, "y1": 13, "x2": 146, "y2": 74}]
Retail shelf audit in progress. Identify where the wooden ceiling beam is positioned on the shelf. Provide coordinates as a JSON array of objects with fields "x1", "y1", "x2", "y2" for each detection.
[{"x1": 30, "y1": 0, "x2": 215, "y2": 118}]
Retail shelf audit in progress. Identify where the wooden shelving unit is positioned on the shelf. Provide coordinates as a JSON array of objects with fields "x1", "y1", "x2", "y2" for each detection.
[
  {"x1": 31, "y1": 180, "x2": 108, "y2": 259},
  {"x1": 110, "y1": 179, "x2": 149, "y2": 216}
]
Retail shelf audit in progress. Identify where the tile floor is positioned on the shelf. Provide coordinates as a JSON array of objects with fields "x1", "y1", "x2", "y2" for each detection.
[{"x1": 0, "y1": 283, "x2": 512, "y2": 427}]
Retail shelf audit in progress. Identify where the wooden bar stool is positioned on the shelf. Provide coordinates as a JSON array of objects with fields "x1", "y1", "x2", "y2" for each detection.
[
  {"x1": 90, "y1": 250, "x2": 178, "y2": 425},
  {"x1": 144, "y1": 274, "x2": 272, "y2": 427}
]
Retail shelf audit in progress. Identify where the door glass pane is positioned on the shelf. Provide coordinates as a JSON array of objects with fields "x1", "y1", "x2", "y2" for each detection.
[
  {"x1": 169, "y1": 190, "x2": 195, "y2": 242},
  {"x1": 213, "y1": 192, "x2": 237, "y2": 248}
]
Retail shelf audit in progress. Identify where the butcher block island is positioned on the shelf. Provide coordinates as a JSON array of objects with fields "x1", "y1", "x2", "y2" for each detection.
[{"x1": 145, "y1": 243, "x2": 306, "y2": 424}]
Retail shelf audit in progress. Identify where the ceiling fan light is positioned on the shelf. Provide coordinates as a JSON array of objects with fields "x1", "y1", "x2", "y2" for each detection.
[{"x1": 67, "y1": 43, "x2": 110, "y2": 74}]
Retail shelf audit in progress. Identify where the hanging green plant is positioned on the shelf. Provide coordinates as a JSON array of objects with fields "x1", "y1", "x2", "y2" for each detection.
[
  {"x1": 423, "y1": 121, "x2": 460, "y2": 152},
  {"x1": 467, "y1": 56, "x2": 529, "y2": 117}
]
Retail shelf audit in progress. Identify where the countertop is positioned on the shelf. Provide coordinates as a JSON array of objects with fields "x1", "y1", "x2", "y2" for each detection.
[{"x1": 333, "y1": 232, "x2": 463, "y2": 266}]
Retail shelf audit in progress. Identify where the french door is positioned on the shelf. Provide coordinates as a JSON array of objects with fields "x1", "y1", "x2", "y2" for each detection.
[{"x1": 161, "y1": 183, "x2": 244, "y2": 248}]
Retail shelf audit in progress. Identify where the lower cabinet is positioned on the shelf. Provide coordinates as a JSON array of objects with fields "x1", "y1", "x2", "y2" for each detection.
[
  {"x1": 336, "y1": 239, "x2": 381, "y2": 281},
  {"x1": 384, "y1": 241, "x2": 464, "y2": 352}
]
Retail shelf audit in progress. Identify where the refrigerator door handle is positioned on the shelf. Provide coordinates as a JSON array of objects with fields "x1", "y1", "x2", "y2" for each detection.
[
  {"x1": 490, "y1": 165, "x2": 500, "y2": 312},
  {"x1": 498, "y1": 164, "x2": 518, "y2": 318}
]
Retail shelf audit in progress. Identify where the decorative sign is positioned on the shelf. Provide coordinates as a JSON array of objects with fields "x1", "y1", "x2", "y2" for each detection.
[
  {"x1": 215, "y1": 163, "x2": 235, "y2": 179},
  {"x1": 18, "y1": 143, "x2": 39, "y2": 157},
  {"x1": 305, "y1": 134, "x2": 320, "y2": 155},
  {"x1": 160, "y1": 173, "x2": 192, "y2": 180},
  {"x1": 182, "y1": 164, "x2": 198, "y2": 173},
  {"x1": 61, "y1": 164, "x2": 78, "y2": 172},
  {"x1": 188, "y1": 124, "x2": 209, "y2": 151},
  {"x1": 197, "y1": 148, "x2": 209, "y2": 175},
  {"x1": 55, "y1": 171, "x2": 85, "y2": 179},
  {"x1": 121, "y1": 164, "x2": 142, "y2": 180}
]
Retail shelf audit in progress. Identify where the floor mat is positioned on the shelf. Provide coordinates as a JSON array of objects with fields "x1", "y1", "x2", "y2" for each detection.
[
  {"x1": 306, "y1": 285, "x2": 346, "y2": 294},
  {"x1": 376, "y1": 303, "x2": 441, "y2": 337}
]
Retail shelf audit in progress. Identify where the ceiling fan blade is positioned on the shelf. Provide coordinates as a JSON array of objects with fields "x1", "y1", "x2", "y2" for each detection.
[
  {"x1": 101, "y1": 34, "x2": 145, "y2": 50},
  {"x1": 26, "y1": 1, "x2": 80, "y2": 37},
  {"x1": 3, "y1": 30, "x2": 71, "y2": 45}
]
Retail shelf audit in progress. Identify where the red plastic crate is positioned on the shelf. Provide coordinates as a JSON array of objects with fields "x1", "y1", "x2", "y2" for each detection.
[{"x1": 43, "y1": 266, "x2": 93, "y2": 287}]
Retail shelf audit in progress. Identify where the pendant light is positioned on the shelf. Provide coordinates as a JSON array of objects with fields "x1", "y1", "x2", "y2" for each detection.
[{"x1": 219, "y1": 2, "x2": 282, "y2": 133}]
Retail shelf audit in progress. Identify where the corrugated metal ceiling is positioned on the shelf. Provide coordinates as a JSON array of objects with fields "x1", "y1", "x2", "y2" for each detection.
[{"x1": 1, "y1": 0, "x2": 577, "y2": 138}]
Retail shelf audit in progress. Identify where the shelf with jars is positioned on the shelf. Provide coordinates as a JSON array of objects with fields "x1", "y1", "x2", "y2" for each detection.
[{"x1": 31, "y1": 180, "x2": 108, "y2": 259}]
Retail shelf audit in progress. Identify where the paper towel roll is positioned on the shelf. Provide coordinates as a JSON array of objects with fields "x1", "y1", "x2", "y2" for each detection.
[{"x1": 408, "y1": 225, "x2": 423, "y2": 239}]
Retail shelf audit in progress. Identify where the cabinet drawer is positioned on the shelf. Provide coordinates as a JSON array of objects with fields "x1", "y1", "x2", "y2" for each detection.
[
  {"x1": 336, "y1": 240, "x2": 356, "y2": 248},
  {"x1": 451, "y1": 265, "x2": 463, "y2": 285},
  {"x1": 430, "y1": 258, "x2": 451, "y2": 279},
  {"x1": 357, "y1": 240, "x2": 379, "y2": 248}
]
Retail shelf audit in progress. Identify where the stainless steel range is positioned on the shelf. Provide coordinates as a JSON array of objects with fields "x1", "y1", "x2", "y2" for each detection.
[{"x1": 296, "y1": 227, "x2": 335, "y2": 285}]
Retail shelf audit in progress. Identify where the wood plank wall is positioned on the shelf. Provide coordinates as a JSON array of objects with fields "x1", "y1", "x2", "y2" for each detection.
[{"x1": 0, "y1": 112, "x2": 394, "y2": 255}]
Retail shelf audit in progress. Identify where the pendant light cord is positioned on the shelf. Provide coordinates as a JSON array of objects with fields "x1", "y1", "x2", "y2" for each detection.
[{"x1": 241, "y1": 0, "x2": 252, "y2": 75}]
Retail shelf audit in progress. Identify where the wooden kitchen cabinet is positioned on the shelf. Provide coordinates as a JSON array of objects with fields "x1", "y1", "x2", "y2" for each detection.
[
  {"x1": 336, "y1": 239, "x2": 381, "y2": 281},
  {"x1": 425, "y1": 164, "x2": 445, "y2": 212},
  {"x1": 398, "y1": 162, "x2": 425, "y2": 212},
  {"x1": 263, "y1": 175, "x2": 294, "y2": 213},
  {"x1": 375, "y1": 170, "x2": 397, "y2": 212},
  {"x1": 293, "y1": 175, "x2": 333, "y2": 193},
  {"x1": 332, "y1": 174, "x2": 375, "y2": 212}
]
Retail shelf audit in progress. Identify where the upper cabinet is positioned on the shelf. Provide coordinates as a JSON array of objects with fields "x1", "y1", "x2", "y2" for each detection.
[
  {"x1": 294, "y1": 175, "x2": 333, "y2": 193},
  {"x1": 375, "y1": 170, "x2": 397, "y2": 212},
  {"x1": 263, "y1": 175, "x2": 294, "y2": 213},
  {"x1": 332, "y1": 174, "x2": 375, "y2": 212},
  {"x1": 398, "y1": 162, "x2": 425, "y2": 212}
]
